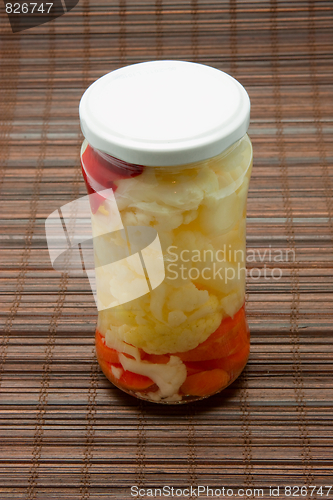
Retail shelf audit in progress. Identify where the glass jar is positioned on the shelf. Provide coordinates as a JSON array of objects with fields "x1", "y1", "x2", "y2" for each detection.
[{"x1": 79, "y1": 61, "x2": 253, "y2": 403}]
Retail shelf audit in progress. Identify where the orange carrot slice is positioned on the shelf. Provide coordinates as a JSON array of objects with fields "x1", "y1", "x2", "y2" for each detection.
[
  {"x1": 139, "y1": 349, "x2": 171, "y2": 364},
  {"x1": 119, "y1": 370, "x2": 155, "y2": 391},
  {"x1": 184, "y1": 342, "x2": 249, "y2": 375},
  {"x1": 98, "y1": 358, "x2": 120, "y2": 381},
  {"x1": 180, "y1": 369, "x2": 230, "y2": 397},
  {"x1": 96, "y1": 332, "x2": 156, "y2": 392},
  {"x1": 176, "y1": 305, "x2": 248, "y2": 362},
  {"x1": 184, "y1": 363, "x2": 204, "y2": 376},
  {"x1": 98, "y1": 358, "x2": 155, "y2": 392},
  {"x1": 95, "y1": 330, "x2": 119, "y2": 364}
]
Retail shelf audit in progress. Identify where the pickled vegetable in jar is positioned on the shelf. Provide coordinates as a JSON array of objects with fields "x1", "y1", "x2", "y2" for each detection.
[{"x1": 79, "y1": 61, "x2": 253, "y2": 403}]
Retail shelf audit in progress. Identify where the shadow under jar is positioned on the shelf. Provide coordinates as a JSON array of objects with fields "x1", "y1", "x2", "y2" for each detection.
[{"x1": 79, "y1": 61, "x2": 253, "y2": 403}]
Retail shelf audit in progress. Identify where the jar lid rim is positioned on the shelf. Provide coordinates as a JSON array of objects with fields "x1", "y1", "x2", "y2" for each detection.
[{"x1": 79, "y1": 60, "x2": 250, "y2": 167}]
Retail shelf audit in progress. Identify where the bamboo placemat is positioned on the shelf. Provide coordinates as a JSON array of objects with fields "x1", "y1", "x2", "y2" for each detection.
[{"x1": 1, "y1": 1, "x2": 332, "y2": 499}]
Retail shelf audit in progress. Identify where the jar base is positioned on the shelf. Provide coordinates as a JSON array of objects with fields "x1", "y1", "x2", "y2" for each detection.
[
  {"x1": 101, "y1": 360, "x2": 248, "y2": 405},
  {"x1": 95, "y1": 305, "x2": 250, "y2": 405}
]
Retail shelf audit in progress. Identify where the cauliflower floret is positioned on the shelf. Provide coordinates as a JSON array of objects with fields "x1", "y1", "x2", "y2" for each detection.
[
  {"x1": 116, "y1": 308, "x2": 223, "y2": 354},
  {"x1": 121, "y1": 208, "x2": 153, "y2": 227},
  {"x1": 98, "y1": 281, "x2": 223, "y2": 354},
  {"x1": 115, "y1": 162, "x2": 219, "y2": 215},
  {"x1": 150, "y1": 282, "x2": 167, "y2": 323},
  {"x1": 170, "y1": 229, "x2": 246, "y2": 295},
  {"x1": 198, "y1": 190, "x2": 244, "y2": 235},
  {"x1": 220, "y1": 288, "x2": 245, "y2": 318},
  {"x1": 152, "y1": 166, "x2": 219, "y2": 211},
  {"x1": 95, "y1": 254, "x2": 150, "y2": 310},
  {"x1": 130, "y1": 202, "x2": 184, "y2": 231},
  {"x1": 168, "y1": 310, "x2": 187, "y2": 327},
  {"x1": 114, "y1": 167, "x2": 159, "y2": 210},
  {"x1": 167, "y1": 284, "x2": 209, "y2": 312}
]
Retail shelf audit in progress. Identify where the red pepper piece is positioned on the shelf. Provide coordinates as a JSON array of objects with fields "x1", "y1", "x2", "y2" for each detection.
[{"x1": 81, "y1": 144, "x2": 144, "y2": 213}]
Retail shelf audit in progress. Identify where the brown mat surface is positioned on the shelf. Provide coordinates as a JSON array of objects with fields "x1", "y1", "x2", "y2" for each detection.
[{"x1": 1, "y1": 1, "x2": 332, "y2": 499}]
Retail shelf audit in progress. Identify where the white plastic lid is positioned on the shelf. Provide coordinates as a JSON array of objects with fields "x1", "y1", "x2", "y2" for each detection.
[{"x1": 79, "y1": 60, "x2": 250, "y2": 167}]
